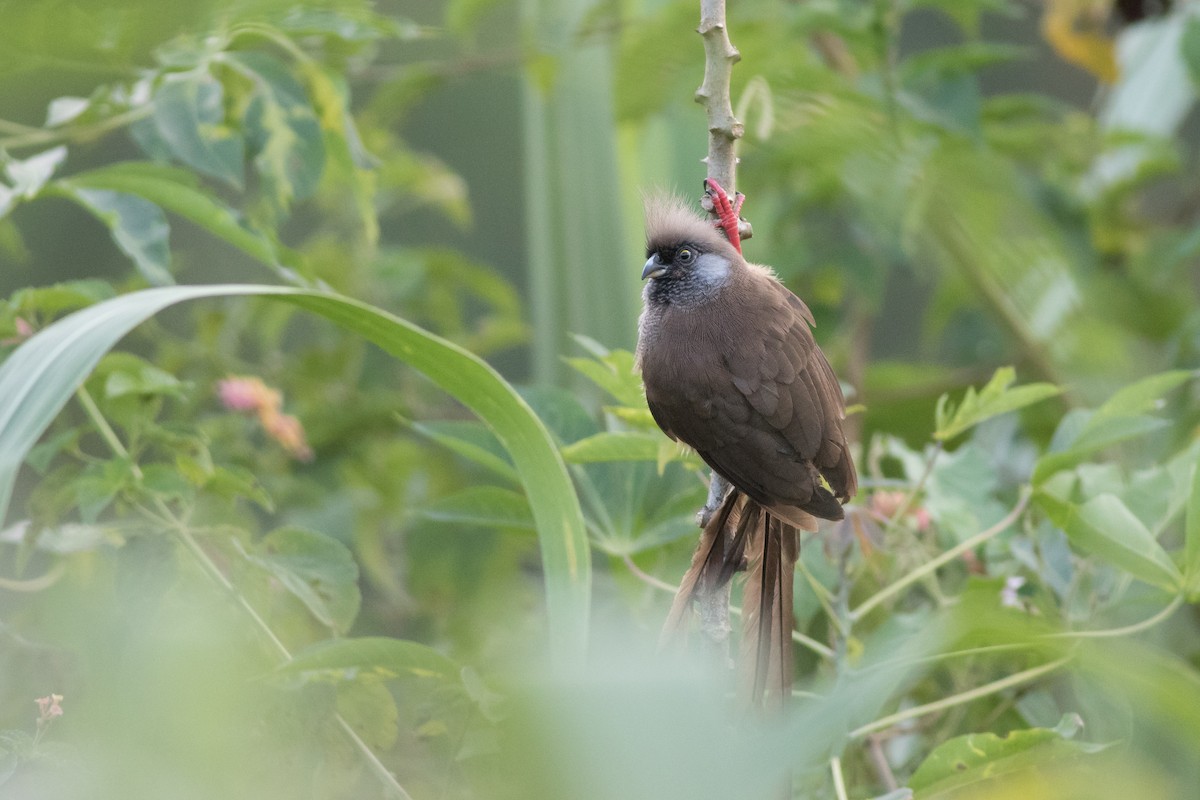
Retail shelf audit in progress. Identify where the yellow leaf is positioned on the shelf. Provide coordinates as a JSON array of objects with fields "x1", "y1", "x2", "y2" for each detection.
[{"x1": 1041, "y1": 0, "x2": 1119, "y2": 83}]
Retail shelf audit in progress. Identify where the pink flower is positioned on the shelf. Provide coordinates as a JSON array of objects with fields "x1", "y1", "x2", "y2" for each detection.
[
  {"x1": 262, "y1": 412, "x2": 314, "y2": 462},
  {"x1": 36, "y1": 694, "x2": 63, "y2": 722},
  {"x1": 1, "y1": 317, "x2": 34, "y2": 346},
  {"x1": 218, "y1": 376, "x2": 274, "y2": 412},
  {"x1": 217, "y1": 375, "x2": 313, "y2": 461},
  {"x1": 869, "y1": 491, "x2": 931, "y2": 531}
]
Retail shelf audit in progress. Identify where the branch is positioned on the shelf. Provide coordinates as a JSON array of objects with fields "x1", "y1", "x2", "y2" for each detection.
[{"x1": 696, "y1": 0, "x2": 742, "y2": 192}]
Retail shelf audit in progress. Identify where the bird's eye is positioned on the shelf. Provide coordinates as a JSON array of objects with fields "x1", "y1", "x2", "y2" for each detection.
[{"x1": 677, "y1": 248, "x2": 695, "y2": 265}]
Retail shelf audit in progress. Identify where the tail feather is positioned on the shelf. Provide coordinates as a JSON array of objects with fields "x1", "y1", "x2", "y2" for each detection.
[
  {"x1": 660, "y1": 489, "x2": 745, "y2": 647},
  {"x1": 739, "y1": 509, "x2": 799, "y2": 710},
  {"x1": 661, "y1": 491, "x2": 801, "y2": 712}
]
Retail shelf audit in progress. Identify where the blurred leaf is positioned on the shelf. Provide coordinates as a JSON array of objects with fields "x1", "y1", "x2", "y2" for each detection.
[
  {"x1": 0, "y1": 729, "x2": 33, "y2": 787},
  {"x1": 103, "y1": 361, "x2": 182, "y2": 399},
  {"x1": 336, "y1": 680, "x2": 399, "y2": 752},
  {"x1": 56, "y1": 187, "x2": 172, "y2": 285},
  {"x1": 1183, "y1": 17, "x2": 1200, "y2": 84},
  {"x1": 1185, "y1": 454, "x2": 1200, "y2": 597},
  {"x1": 909, "y1": 714, "x2": 1105, "y2": 795},
  {"x1": 35, "y1": 522, "x2": 111, "y2": 553},
  {"x1": 65, "y1": 162, "x2": 281, "y2": 270},
  {"x1": 934, "y1": 366, "x2": 1061, "y2": 441},
  {"x1": 0, "y1": 285, "x2": 590, "y2": 662},
  {"x1": 566, "y1": 348, "x2": 645, "y2": 408},
  {"x1": 1048, "y1": 492, "x2": 1183, "y2": 592},
  {"x1": 410, "y1": 420, "x2": 518, "y2": 485},
  {"x1": 562, "y1": 431, "x2": 668, "y2": 464},
  {"x1": 277, "y1": 636, "x2": 461, "y2": 684},
  {"x1": 8, "y1": 280, "x2": 115, "y2": 317},
  {"x1": 422, "y1": 486, "x2": 534, "y2": 531},
  {"x1": 1034, "y1": 370, "x2": 1195, "y2": 483},
  {"x1": 1041, "y1": 0, "x2": 1118, "y2": 83},
  {"x1": 0, "y1": 146, "x2": 68, "y2": 216},
  {"x1": 226, "y1": 51, "x2": 325, "y2": 211},
  {"x1": 244, "y1": 526, "x2": 361, "y2": 633},
  {"x1": 142, "y1": 74, "x2": 245, "y2": 188}
]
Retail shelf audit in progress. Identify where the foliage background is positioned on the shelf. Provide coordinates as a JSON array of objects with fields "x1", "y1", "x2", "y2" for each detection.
[{"x1": 1, "y1": 0, "x2": 1198, "y2": 798}]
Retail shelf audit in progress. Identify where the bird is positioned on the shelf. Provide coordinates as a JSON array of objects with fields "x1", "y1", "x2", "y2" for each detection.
[{"x1": 637, "y1": 183, "x2": 857, "y2": 709}]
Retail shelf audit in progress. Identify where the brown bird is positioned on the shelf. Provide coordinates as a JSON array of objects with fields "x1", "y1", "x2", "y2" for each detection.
[{"x1": 638, "y1": 186, "x2": 857, "y2": 709}]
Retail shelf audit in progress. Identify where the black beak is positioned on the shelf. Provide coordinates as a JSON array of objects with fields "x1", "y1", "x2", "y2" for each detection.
[{"x1": 642, "y1": 255, "x2": 667, "y2": 280}]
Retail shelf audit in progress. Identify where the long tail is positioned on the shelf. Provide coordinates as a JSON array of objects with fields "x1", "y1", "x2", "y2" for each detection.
[
  {"x1": 660, "y1": 489, "x2": 746, "y2": 648},
  {"x1": 660, "y1": 490, "x2": 800, "y2": 710},
  {"x1": 738, "y1": 505, "x2": 799, "y2": 710}
]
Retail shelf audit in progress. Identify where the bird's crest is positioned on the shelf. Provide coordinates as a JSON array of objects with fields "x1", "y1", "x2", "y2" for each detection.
[{"x1": 643, "y1": 192, "x2": 739, "y2": 257}]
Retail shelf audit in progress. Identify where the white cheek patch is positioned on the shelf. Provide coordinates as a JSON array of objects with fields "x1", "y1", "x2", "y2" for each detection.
[{"x1": 692, "y1": 252, "x2": 731, "y2": 287}]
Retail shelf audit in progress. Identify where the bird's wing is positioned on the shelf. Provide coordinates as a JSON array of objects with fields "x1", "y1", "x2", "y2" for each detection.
[{"x1": 719, "y1": 275, "x2": 857, "y2": 504}]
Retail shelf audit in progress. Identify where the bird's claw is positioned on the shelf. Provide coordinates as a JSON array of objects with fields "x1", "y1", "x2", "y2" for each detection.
[{"x1": 702, "y1": 178, "x2": 748, "y2": 253}]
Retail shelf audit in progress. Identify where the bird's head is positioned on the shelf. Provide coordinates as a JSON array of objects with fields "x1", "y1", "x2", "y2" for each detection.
[{"x1": 642, "y1": 194, "x2": 742, "y2": 307}]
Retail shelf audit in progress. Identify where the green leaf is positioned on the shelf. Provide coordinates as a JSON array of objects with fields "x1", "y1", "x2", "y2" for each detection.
[
  {"x1": 1057, "y1": 494, "x2": 1182, "y2": 592},
  {"x1": 409, "y1": 420, "x2": 518, "y2": 484},
  {"x1": 64, "y1": 162, "x2": 280, "y2": 270},
  {"x1": 1182, "y1": 16, "x2": 1200, "y2": 85},
  {"x1": 909, "y1": 715, "x2": 1104, "y2": 796},
  {"x1": 277, "y1": 635, "x2": 461, "y2": 684},
  {"x1": 242, "y1": 526, "x2": 361, "y2": 633},
  {"x1": 421, "y1": 486, "x2": 534, "y2": 531},
  {"x1": 336, "y1": 680, "x2": 399, "y2": 751},
  {"x1": 1185, "y1": 455, "x2": 1200, "y2": 597},
  {"x1": 1092, "y1": 369, "x2": 1196, "y2": 419},
  {"x1": 1033, "y1": 370, "x2": 1196, "y2": 484},
  {"x1": 0, "y1": 146, "x2": 67, "y2": 215},
  {"x1": 103, "y1": 361, "x2": 182, "y2": 399},
  {"x1": 145, "y1": 74, "x2": 245, "y2": 188},
  {"x1": 226, "y1": 51, "x2": 325, "y2": 210},
  {"x1": 561, "y1": 431, "x2": 668, "y2": 464},
  {"x1": 565, "y1": 347, "x2": 646, "y2": 408},
  {"x1": 56, "y1": 187, "x2": 172, "y2": 285},
  {"x1": 0, "y1": 285, "x2": 589, "y2": 663},
  {"x1": 934, "y1": 367, "x2": 1061, "y2": 441}
]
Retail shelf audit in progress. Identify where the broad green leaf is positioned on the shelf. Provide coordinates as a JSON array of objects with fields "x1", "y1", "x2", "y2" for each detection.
[
  {"x1": 410, "y1": 420, "x2": 519, "y2": 484},
  {"x1": 565, "y1": 351, "x2": 646, "y2": 408},
  {"x1": 64, "y1": 162, "x2": 280, "y2": 270},
  {"x1": 242, "y1": 526, "x2": 361, "y2": 633},
  {"x1": 226, "y1": 51, "x2": 325, "y2": 210},
  {"x1": 934, "y1": 366, "x2": 1061, "y2": 441},
  {"x1": 909, "y1": 715, "x2": 1104, "y2": 796},
  {"x1": 56, "y1": 187, "x2": 172, "y2": 285},
  {"x1": 103, "y1": 361, "x2": 183, "y2": 399},
  {"x1": 1059, "y1": 494, "x2": 1182, "y2": 592},
  {"x1": 1186, "y1": 454, "x2": 1200, "y2": 597},
  {"x1": 1091, "y1": 369, "x2": 1196, "y2": 419},
  {"x1": 1033, "y1": 370, "x2": 1196, "y2": 484},
  {"x1": 337, "y1": 680, "x2": 399, "y2": 751},
  {"x1": 276, "y1": 635, "x2": 461, "y2": 684},
  {"x1": 0, "y1": 285, "x2": 589, "y2": 662},
  {"x1": 421, "y1": 486, "x2": 534, "y2": 531},
  {"x1": 146, "y1": 74, "x2": 245, "y2": 188},
  {"x1": 561, "y1": 431, "x2": 668, "y2": 463}
]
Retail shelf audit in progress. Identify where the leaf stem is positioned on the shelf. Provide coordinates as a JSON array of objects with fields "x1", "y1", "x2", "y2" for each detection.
[
  {"x1": 851, "y1": 488, "x2": 1030, "y2": 622},
  {"x1": 831, "y1": 756, "x2": 850, "y2": 800},
  {"x1": 849, "y1": 656, "x2": 1071, "y2": 739},
  {"x1": 0, "y1": 106, "x2": 152, "y2": 151},
  {"x1": 1047, "y1": 593, "x2": 1185, "y2": 640}
]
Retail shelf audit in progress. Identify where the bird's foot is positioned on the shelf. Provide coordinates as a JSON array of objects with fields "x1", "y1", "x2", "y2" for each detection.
[
  {"x1": 702, "y1": 179, "x2": 750, "y2": 253},
  {"x1": 697, "y1": 472, "x2": 734, "y2": 527}
]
